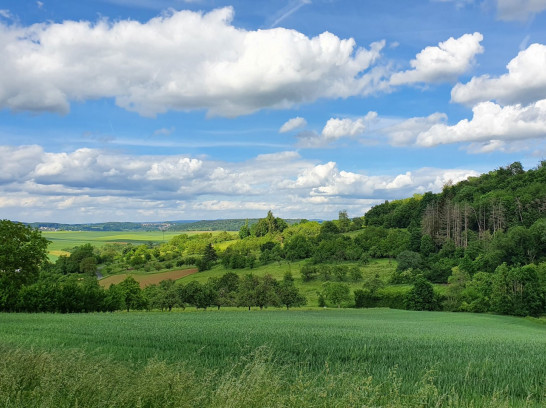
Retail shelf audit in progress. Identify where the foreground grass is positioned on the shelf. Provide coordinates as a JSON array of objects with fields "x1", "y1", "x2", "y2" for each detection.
[
  {"x1": 0, "y1": 309, "x2": 544, "y2": 407},
  {"x1": 1, "y1": 345, "x2": 527, "y2": 408}
]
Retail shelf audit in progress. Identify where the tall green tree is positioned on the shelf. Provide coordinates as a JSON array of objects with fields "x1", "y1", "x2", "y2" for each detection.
[
  {"x1": 278, "y1": 272, "x2": 306, "y2": 309},
  {"x1": 491, "y1": 263, "x2": 544, "y2": 317},
  {"x1": 237, "y1": 273, "x2": 259, "y2": 310},
  {"x1": 0, "y1": 220, "x2": 50, "y2": 311},
  {"x1": 118, "y1": 276, "x2": 146, "y2": 312},
  {"x1": 255, "y1": 274, "x2": 280, "y2": 309},
  {"x1": 239, "y1": 220, "x2": 251, "y2": 239}
]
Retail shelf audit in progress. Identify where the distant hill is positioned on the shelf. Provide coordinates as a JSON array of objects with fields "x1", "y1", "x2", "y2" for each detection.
[
  {"x1": 25, "y1": 218, "x2": 306, "y2": 232},
  {"x1": 26, "y1": 221, "x2": 192, "y2": 232},
  {"x1": 168, "y1": 218, "x2": 305, "y2": 232}
]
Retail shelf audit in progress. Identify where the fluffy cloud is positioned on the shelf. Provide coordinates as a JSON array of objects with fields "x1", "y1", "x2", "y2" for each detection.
[
  {"x1": 390, "y1": 33, "x2": 483, "y2": 85},
  {"x1": 0, "y1": 7, "x2": 385, "y2": 117},
  {"x1": 379, "y1": 113, "x2": 447, "y2": 146},
  {"x1": 322, "y1": 117, "x2": 367, "y2": 140},
  {"x1": 297, "y1": 112, "x2": 377, "y2": 147},
  {"x1": 416, "y1": 99, "x2": 546, "y2": 147},
  {"x1": 0, "y1": 144, "x2": 479, "y2": 222},
  {"x1": 451, "y1": 43, "x2": 546, "y2": 106},
  {"x1": 496, "y1": 0, "x2": 546, "y2": 21},
  {"x1": 279, "y1": 117, "x2": 307, "y2": 133}
]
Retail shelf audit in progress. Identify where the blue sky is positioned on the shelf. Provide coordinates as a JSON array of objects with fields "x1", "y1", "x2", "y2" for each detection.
[{"x1": 1, "y1": 0, "x2": 546, "y2": 223}]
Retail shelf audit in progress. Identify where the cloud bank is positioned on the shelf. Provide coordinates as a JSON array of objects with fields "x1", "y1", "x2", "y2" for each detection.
[{"x1": 0, "y1": 144, "x2": 478, "y2": 222}]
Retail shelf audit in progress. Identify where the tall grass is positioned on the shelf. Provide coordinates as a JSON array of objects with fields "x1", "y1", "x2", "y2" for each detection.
[
  {"x1": 0, "y1": 344, "x2": 534, "y2": 408},
  {"x1": 0, "y1": 309, "x2": 544, "y2": 406}
]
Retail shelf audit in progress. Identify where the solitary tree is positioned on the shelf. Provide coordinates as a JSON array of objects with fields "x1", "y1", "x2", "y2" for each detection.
[{"x1": 198, "y1": 243, "x2": 218, "y2": 271}]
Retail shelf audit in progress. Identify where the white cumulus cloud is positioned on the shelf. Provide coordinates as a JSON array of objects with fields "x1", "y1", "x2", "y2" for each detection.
[
  {"x1": 0, "y1": 7, "x2": 385, "y2": 117},
  {"x1": 322, "y1": 117, "x2": 367, "y2": 141},
  {"x1": 379, "y1": 113, "x2": 447, "y2": 146},
  {"x1": 390, "y1": 32, "x2": 483, "y2": 85},
  {"x1": 416, "y1": 99, "x2": 546, "y2": 147},
  {"x1": 297, "y1": 112, "x2": 377, "y2": 147},
  {"x1": 451, "y1": 43, "x2": 546, "y2": 106}
]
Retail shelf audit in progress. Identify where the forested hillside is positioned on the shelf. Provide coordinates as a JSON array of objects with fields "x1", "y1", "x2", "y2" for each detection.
[{"x1": 366, "y1": 161, "x2": 546, "y2": 234}]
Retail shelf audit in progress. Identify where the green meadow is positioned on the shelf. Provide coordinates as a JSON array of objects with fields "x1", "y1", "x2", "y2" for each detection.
[
  {"x1": 176, "y1": 258, "x2": 400, "y2": 306},
  {"x1": 43, "y1": 230, "x2": 227, "y2": 260},
  {"x1": 0, "y1": 309, "x2": 544, "y2": 407}
]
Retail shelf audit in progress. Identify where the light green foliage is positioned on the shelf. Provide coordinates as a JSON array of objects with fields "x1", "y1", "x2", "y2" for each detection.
[
  {"x1": 461, "y1": 271, "x2": 493, "y2": 313},
  {"x1": 251, "y1": 211, "x2": 287, "y2": 237},
  {"x1": 443, "y1": 266, "x2": 469, "y2": 311},
  {"x1": 322, "y1": 282, "x2": 351, "y2": 307},
  {"x1": 239, "y1": 220, "x2": 251, "y2": 239},
  {"x1": 281, "y1": 220, "x2": 321, "y2": 240}
]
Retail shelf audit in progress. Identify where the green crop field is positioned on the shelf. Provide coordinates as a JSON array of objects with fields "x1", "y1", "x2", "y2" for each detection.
[
  {"x1": 43, "y1": 230, "x2": 224, "y2": 260},
  {"x1": 44, "y1": 230, "x2": 185, "y2": 250},
  {"x1": 0, "y1": 309, "x2": 544, "y2": 407}
]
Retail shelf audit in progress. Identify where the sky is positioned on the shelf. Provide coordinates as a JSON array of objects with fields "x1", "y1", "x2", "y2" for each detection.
[{"x1": 1, "y1": 0, "x2": 546, "y2": 223}]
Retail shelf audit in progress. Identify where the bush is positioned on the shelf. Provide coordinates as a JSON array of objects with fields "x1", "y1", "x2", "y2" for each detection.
[
  {"x1": 300, "y1": 264, "x2": 318, "y2": 282},
  {"x1": 405, "y1": 276, "x2": 439, "y2": 311}
]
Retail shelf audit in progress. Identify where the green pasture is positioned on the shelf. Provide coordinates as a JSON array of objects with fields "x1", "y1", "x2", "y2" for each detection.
[
  {"x1": 178, "y1": 258, "x2": 398, "y2": 305},
  {"x1": 0, "y1": 309, "x2": 544, "y2": 407}
]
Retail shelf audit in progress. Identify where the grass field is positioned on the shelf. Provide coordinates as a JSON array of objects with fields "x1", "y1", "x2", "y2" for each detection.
[
  {"x1": 0, "y1": 309, "x2": 544, "y2": 407},
  {"x1": 42, "y1": 230, "x2": 225, "y2": 261}
]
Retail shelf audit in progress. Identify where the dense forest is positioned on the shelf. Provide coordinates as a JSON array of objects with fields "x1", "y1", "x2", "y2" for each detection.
[{"x1": 1, "y1": 161, "x2": 545, "y2": 317}]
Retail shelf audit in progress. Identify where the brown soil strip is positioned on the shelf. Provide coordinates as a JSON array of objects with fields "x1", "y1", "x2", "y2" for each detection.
[{"x1": 99, "y1": 268, "x2": 198, "y2": 288}]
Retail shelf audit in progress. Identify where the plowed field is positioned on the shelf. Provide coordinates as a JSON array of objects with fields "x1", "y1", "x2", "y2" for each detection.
[{"x1": 98, "y1": 268, "x2": 197, "y2": 288}]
